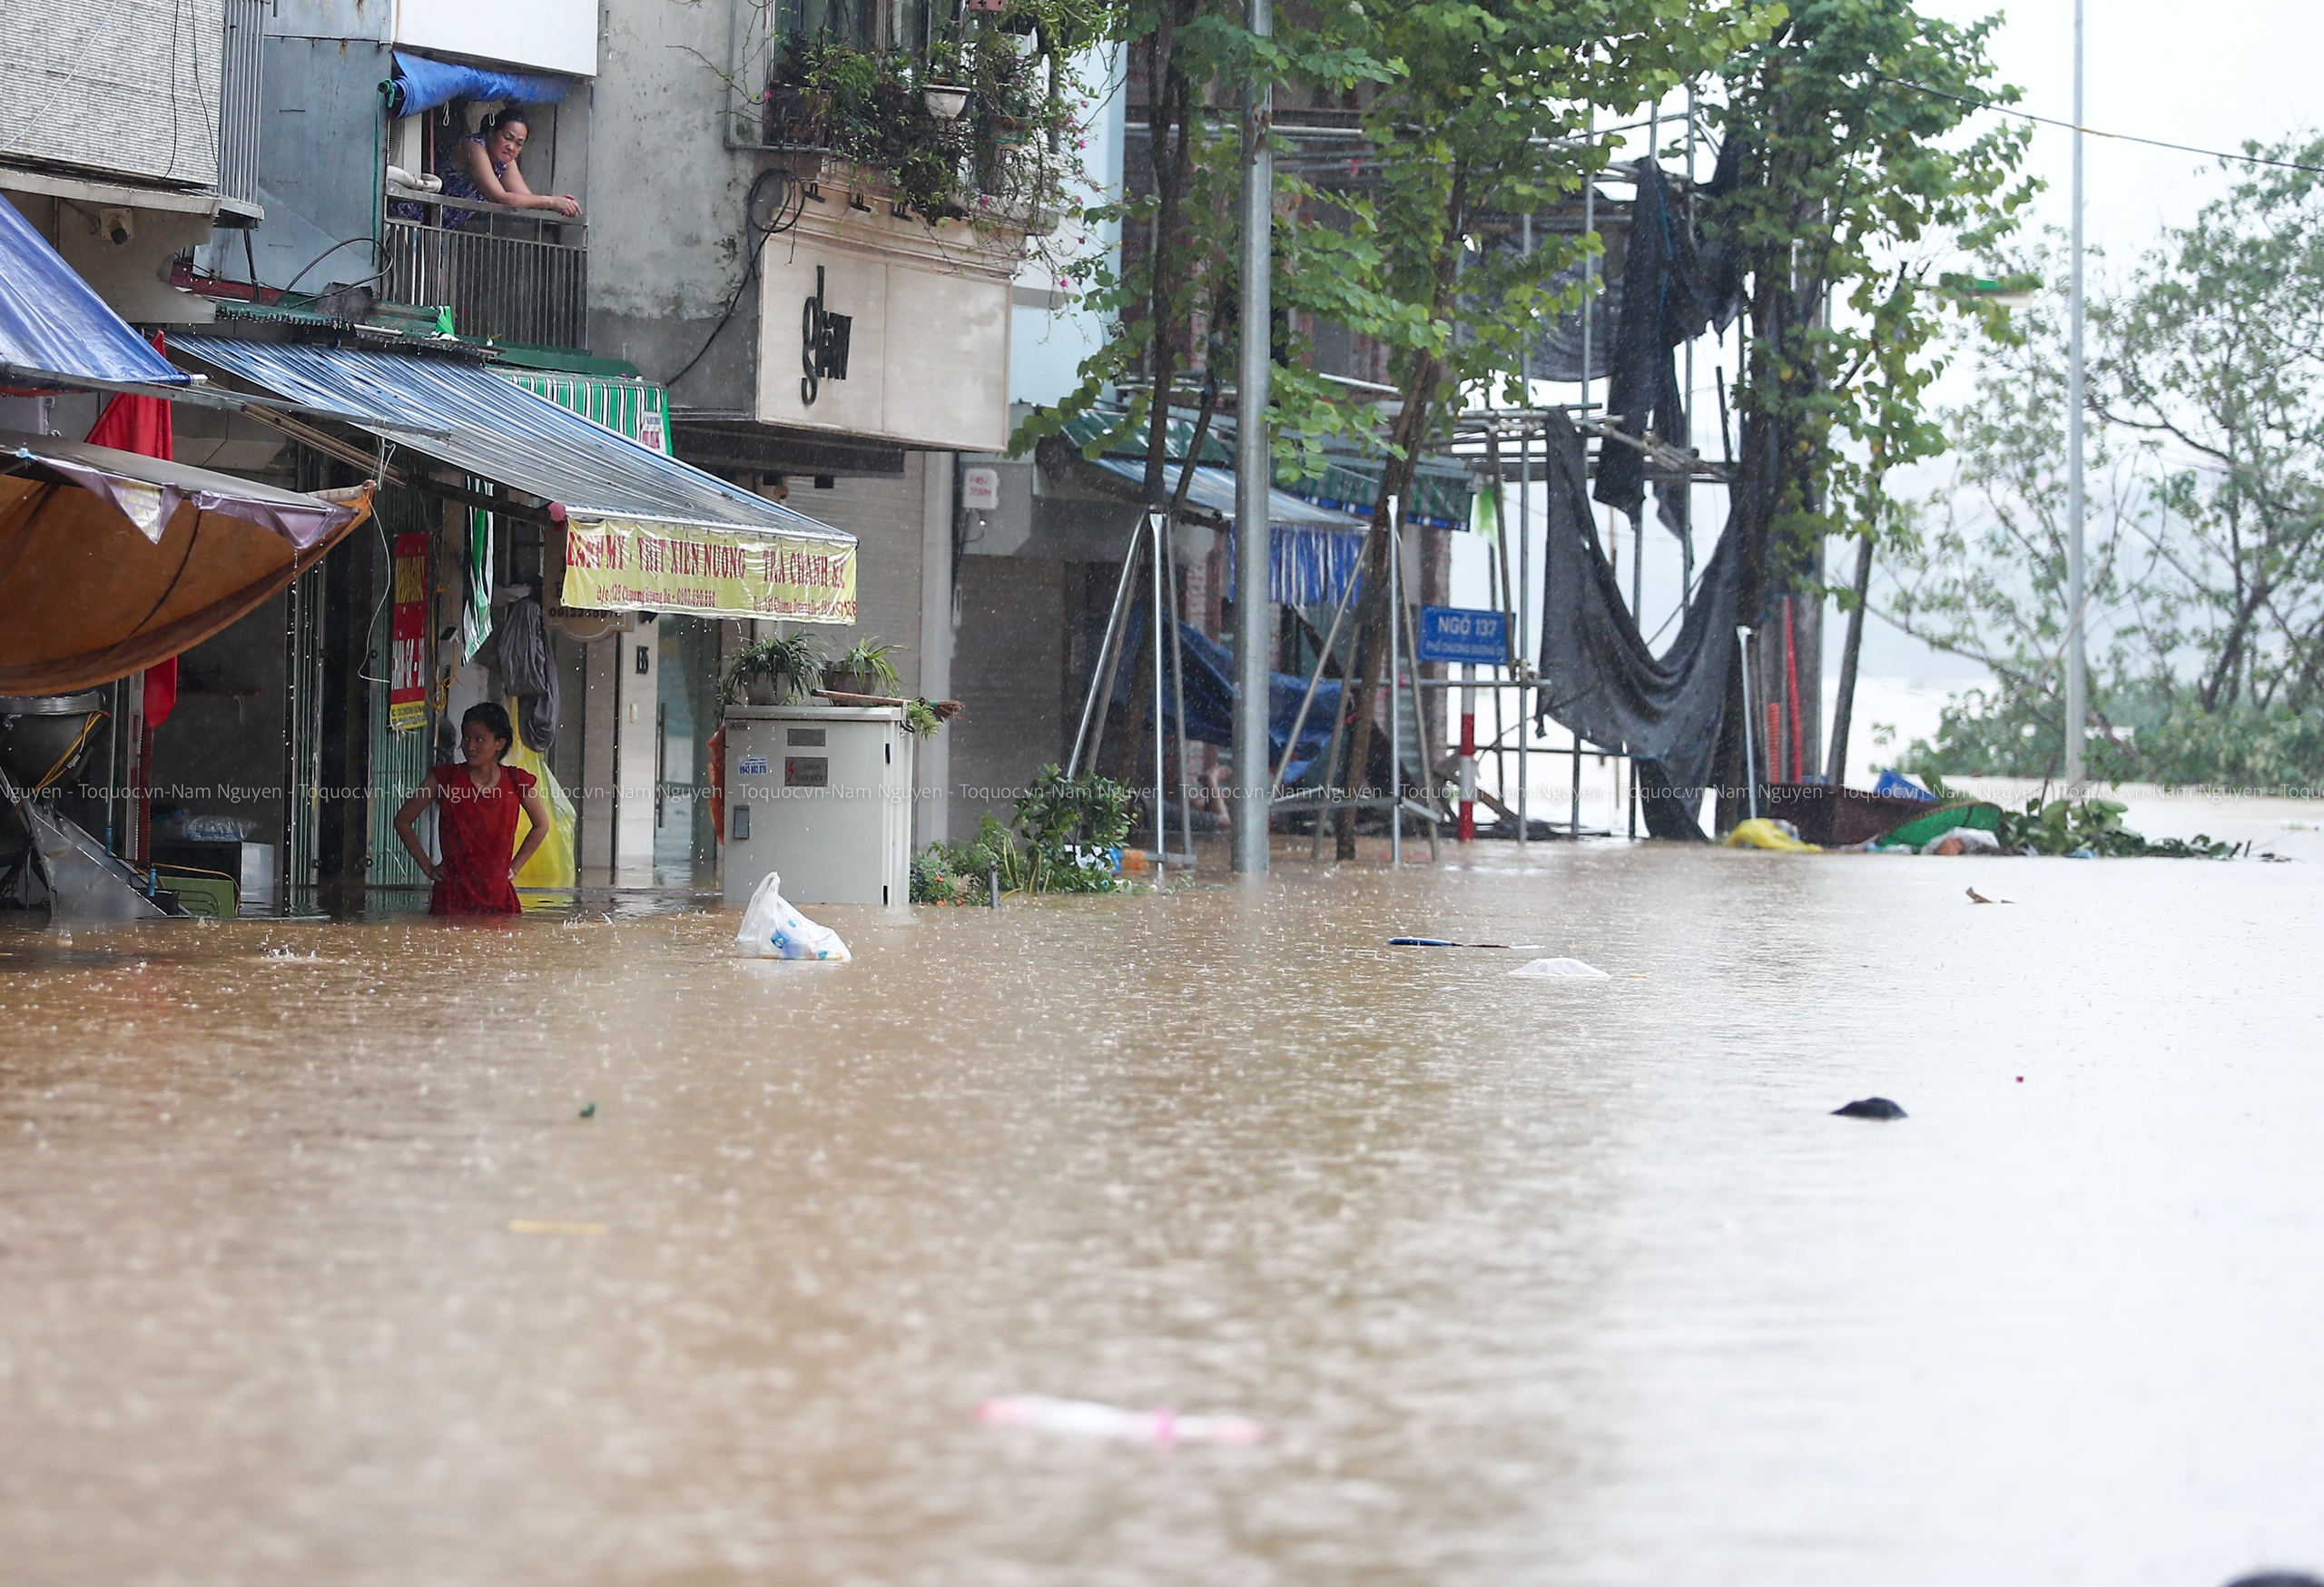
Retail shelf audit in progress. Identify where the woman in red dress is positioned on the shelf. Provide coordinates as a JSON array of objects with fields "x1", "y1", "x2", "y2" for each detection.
[{"x1": 393, "y1": 703, "x2": 552, "y2": 915}]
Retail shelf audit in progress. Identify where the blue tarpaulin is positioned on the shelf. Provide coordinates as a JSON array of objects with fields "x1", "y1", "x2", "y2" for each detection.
[
  {"x1": 388, "y1": 50, "x2": 572, "y2": 119},
  {"x1": 1112, "y1": 616, "x2": 1342, "y2": 783},
  {"x1": 0, "y1": 196, "x2": 190, "y2": 386}
]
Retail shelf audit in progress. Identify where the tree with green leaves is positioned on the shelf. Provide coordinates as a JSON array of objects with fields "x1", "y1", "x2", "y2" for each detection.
[
  {"x1": 1702, "y1": 0, "x2": 2031, "y2": 811},
  {"x1": 1315, "y1": 0, "x2": 1774, "y2": 855},
  {"x1": 1886, "y1": 143, "x2": 2324, "y2": 789}
]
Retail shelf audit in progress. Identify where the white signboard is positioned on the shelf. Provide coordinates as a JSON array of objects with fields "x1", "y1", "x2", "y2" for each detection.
[
  {"x1": 961, "y1": 467, "x2": 1000, "y2": 509},
  {"x1": 755, "y1": 239, "x2": 1011, "y2": 453}
]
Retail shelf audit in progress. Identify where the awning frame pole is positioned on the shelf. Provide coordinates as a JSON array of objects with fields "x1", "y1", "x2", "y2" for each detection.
[
  {"x1": 1068, "y1": 512, "x2": 1146, "y2": 778},
  {"x1": 1163, "y1": 512, "x2": 1194, "y2": 868},
  {"x1": 1398, "y1": 577, "x2": 1442, "y2": 861},
  {"x1": 1389, "y1": 496, "x2": 1403, "y2": 867},
  {"x1": 1150, "y1": 508, "x2": 1168, "y2": 869},
  {"x1": 1737, "y1": 625, "x2": 1759, "y2": 822},
  {"x1": 1270, "y1": 528, "x2": 1362, "y2": 795}
]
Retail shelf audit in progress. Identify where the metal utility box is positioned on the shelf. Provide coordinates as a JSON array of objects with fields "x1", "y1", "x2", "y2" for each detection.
[{"x1": 723, "y1": 705, "x2": 915, "y2": 907}]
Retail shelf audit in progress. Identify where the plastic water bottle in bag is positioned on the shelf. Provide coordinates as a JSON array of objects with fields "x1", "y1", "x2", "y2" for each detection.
[{"x1": 734, "y1": 872, "x2": 852, "y2": 961}]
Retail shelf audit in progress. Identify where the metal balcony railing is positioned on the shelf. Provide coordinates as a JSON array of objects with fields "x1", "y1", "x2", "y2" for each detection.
[
  {"x1": 217, "y1": 0, "x2": 264, "y2": 211},
  {"x1": 380, "y1": 192, "x2": 588, "y2": 350}
]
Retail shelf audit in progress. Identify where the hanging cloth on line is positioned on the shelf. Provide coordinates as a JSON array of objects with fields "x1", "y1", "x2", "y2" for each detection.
[{"x1": 1534, "y1": 410, "x2": 1743, "y2": 841}]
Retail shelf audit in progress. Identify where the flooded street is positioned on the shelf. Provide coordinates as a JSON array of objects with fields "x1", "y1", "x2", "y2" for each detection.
[{"x1": 3, "y1": 844, "x2": 2320, "y2": 1586}]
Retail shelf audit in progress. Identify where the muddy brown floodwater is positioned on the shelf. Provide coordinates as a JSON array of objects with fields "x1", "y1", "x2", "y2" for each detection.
[{"x1": 3, "y1": 843, "x2": 2321, "y2": 1586}]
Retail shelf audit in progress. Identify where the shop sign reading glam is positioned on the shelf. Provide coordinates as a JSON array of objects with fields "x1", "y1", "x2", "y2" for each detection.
[
  {"x1": 562, "y1": 518, "x2": 857, "y2": 623},
  {"x1": 801, "y1": 265, "x2": 852, "y2": 406}
]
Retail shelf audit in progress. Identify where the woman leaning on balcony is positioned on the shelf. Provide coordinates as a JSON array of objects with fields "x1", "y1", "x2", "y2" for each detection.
[{"x1": 437, "y1": 106, "x2": 581, "y2": 228}]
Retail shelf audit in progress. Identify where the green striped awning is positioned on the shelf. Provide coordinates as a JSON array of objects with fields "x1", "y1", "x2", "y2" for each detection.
[{"x1": 500, "y1": 370, "x2": 673, "y2": 455}]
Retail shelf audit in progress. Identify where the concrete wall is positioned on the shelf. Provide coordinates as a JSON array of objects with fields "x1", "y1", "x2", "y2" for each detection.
[
  {"x1": 948, "y1": 557, "x2": 1071, "y2": 835},
  {"x1": 0, "y1": 188, "x2": 218, "y2": 326},
  {"x1": 573, "y1": 610, "x2": 659, "y2": 883},
  {"x1": 780, "y1": 455, "x2": 954, "y2": 845},
  {"x1": 587, "y1": 0, "x2": 760, "y2": 409}
]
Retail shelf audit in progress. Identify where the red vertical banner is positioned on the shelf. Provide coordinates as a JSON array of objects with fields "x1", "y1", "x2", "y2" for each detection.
[{"x1": 389, "y1": 533, "x2": 429, "y2": 732}]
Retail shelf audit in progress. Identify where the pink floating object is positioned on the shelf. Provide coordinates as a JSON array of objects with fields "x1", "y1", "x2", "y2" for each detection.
[{"x1": 977, "y1": 1395, "x2": 1265, "y2": 1444}]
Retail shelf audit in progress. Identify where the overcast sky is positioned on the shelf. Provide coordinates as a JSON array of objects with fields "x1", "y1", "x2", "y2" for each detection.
[{"x1": 1928, "y1": 0, "x2": 2324, "y2": 269}]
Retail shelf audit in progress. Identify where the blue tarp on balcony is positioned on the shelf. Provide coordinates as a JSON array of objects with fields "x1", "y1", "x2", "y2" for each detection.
[
  {"x1": 386, "y1": 51, "x2": 573, "y2": 119},
  {"x1": 0, "y1": 195, "x2": 191, "y2": 386}
]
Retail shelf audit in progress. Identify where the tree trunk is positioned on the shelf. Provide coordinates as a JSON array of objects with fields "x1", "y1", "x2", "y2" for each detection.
[
  {"x1": 1334, "y1": 167, "x2": 1465, "y2": 858},
  {"x1": 1825, "y1": 530, "x2": 1873, "y2": 786}
]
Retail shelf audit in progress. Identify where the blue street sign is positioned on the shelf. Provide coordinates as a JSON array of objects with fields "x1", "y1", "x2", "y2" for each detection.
[{"x1": 1416, "y1": 606, "x2": 1508, "y2": 665}]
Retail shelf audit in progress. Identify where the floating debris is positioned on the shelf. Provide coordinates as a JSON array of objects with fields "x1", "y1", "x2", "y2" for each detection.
[
  {"x1": 1390, "y1": 937, "x2": 1541, "y2": 950},
  {"x1": 1510, "y1": 957, "x2": 1610, "y2": 980},
  {"x1": 977, "y1": 1395, "x2": 1264, "y2": 1444},
  {"x1": 578, "y1": 1102, "x2": 596, "y2": 1119},
  {"x1": 1832, "y1": 1098, "x2": 1907, "y2": 1119}
]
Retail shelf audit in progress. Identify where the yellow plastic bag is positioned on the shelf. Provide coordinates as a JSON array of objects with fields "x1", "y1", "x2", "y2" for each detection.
[
  {"x1": 501, "y1": 701, "x2": 577, "y2": 889},
  {"x1": 1723, "y1": 817, "x2": 1820, "y2": 852}
]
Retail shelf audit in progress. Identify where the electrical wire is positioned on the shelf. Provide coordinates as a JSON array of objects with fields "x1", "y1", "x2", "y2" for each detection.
[
  {"x1": 669, "y1": 168, "x2": 807, "y2": 391},
  {"x1": 279, "y1": 237, "x2": 382, "y2": 296},
  {"x1": 31, "y1": 712, "x2": 107, "y2": 793},
  {"x1": 1880, "y1": 74, "x2": 2324, "y2": 177}
]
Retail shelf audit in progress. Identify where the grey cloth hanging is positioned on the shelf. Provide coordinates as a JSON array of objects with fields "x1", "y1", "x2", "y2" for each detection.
[
  {"x1": 486, "y1": 596, "x2": 560, "y2": 754},
  {"x1": 1533, "y1": 410, "x2": 1741, "y2": 840},
  {"x1": 1592, "y1": 160, "x2": 1729, "y2": 537}
]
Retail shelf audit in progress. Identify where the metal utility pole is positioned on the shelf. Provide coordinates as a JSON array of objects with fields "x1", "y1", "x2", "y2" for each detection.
[
  {"x1": 2064, "y1": 0, "x2": 2088, "y2": 788},
  {"x1": 1229, "y1": 0, "x2": 1275, "y2": 872}
]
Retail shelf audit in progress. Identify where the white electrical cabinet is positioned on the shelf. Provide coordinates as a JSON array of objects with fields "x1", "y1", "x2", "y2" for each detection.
[{"x1": 723, "y1": 705, "x2": 915, "y2": 907}]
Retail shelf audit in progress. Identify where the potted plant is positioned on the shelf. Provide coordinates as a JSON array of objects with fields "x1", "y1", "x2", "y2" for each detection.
[
  {"x1": 825, "y1": 636, "x2": 904, "y2": 697},
  {"x1": 920, "y1": 39, "x2": 970, "y2": 121},
  {"x1": 722, "y1": 632, "x2": 823, "y2": 708}
]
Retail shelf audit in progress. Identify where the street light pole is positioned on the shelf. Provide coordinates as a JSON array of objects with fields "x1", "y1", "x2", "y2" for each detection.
[
  {"x1": 2064, "y1": 0, "x2": 2088, "y2": 787},
  {"x1": 1230, "y1": 0, "x2": 1275, "y2": 872}
]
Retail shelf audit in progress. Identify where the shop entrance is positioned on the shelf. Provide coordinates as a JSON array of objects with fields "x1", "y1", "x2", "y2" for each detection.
[{"x1": 653, "y1": 616, "x2": 723, "y2": 885}]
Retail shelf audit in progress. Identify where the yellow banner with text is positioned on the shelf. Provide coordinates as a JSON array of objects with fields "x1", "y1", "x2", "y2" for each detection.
[{"x1": 561, "y1": 518, "x2": 856, "y2": 623}]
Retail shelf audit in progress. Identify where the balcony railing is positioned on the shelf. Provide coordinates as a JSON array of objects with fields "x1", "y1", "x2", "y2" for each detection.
[{"x1": 381, "y1": 188, "x2": 588, "y2": 350}]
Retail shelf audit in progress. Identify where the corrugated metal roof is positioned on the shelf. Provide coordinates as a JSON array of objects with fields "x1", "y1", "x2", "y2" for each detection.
[
  {"x1": 173, "y1": 338, "x2": 852, "y2": 546},
  {"x1": 1094, "y1": 458, "x2": 1364, "y2": 531},
  {"x1": 1059, "y1": 404, "x2": 1473, "y2": 530}
]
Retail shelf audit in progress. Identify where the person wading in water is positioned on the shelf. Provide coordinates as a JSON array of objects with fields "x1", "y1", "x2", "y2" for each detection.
[{"x1": 394, "y1": 703, "x2": 551, "y2": 916}]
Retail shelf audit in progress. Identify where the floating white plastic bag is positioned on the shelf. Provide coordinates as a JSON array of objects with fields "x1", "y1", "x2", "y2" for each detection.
[
  {"x1": 734, "y1": 871, "x2": 852, "y2": 961},
  {"x1": 977, "y1": 1395, "x2": 1265, "y2": 1445},
  {"x1": 1510, "y1": 956, "x2": 1609, "y2": 979}
]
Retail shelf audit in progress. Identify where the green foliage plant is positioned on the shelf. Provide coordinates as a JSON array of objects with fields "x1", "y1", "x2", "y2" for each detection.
[
  {"x1": 911, "y1": 764, "x2": 1137, "y2": 902},
  {"x1": 829, "y1": 636, "x2": 905, "y2": 693},
  {"x1": 720, "y1": 632, "x2": 824, "y2": 708}
]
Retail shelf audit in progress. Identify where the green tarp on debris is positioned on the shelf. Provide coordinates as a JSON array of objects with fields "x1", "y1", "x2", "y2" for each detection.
[{"x1": 1876, "y1": 803, "x2": 2002, "y2": 849}]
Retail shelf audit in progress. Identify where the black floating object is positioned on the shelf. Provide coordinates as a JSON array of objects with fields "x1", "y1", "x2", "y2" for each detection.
[
  {"x1": 578, "y1": 1102, "x2": 596, "y2": 1119},
  {"x1": 1833, "y1": 1097, "x2": 1906, "y2": 1119},
  {"x1": 2224, "y1": 1576, "x2": 2324, "y2": 1587}
]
